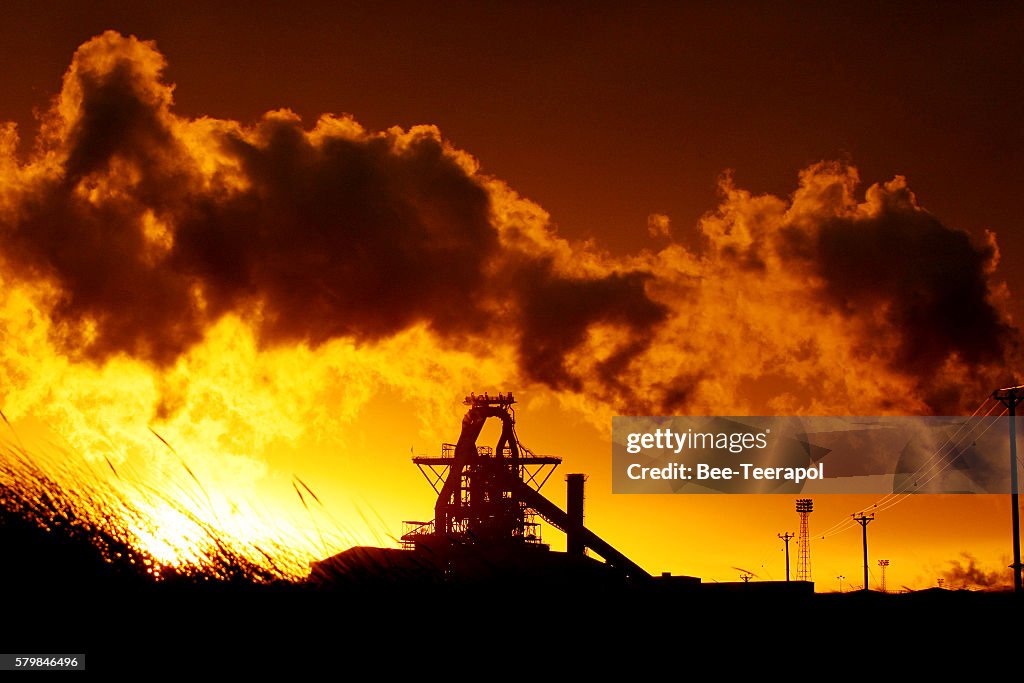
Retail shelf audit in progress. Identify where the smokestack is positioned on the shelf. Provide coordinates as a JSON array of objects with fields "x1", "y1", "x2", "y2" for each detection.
[{"x1": 567, "y1": 473, "x2": 585, "y2": 556}]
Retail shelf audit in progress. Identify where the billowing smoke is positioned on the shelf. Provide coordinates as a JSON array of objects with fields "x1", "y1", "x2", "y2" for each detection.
[
  {"x1": 1, "y1": 32, "x2": 659, "y2": 388},
  {"x1": 0, "y1": 31, "x2": 1019, "y2": 577},
  {"x1": 624, "y1": 167, "x2": 1018, "y2": 417},
  {"x1": 0, "y1": 30, "x2": 1018, "y2": 436},
  {"x1": 940, "y1": 552, "x2": 1012, "y2": 591}
]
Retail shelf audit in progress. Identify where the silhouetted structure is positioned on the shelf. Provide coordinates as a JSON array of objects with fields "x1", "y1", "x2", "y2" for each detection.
[
  {"x1": 778, "y1": 531, "x2": 794, "y2": 581},
  {"x1": 796, "y1": 498, "x2": 813, "y2": 581},
  {"x1": 992, "y1": 385, "x2": 1023, "y2": 594},
  {"x1": 309, "y1": 392, "x2": 824, "y2": 595},
  {"x1": 566, "y1": 473, "x2": 586, "y2": 557},
  {"x1": 853, "y1": 512, "x2": 874, "y2": 592},
  {"x1": 878, "y1": 559, "x2": 890, "y2": 593},
  {"x1": 310, "y1": 392, "x2": 657, "y2": 585}
]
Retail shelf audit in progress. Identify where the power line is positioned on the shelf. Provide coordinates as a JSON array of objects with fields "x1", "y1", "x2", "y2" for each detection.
[
  {"x1": 868, "y1": 408, "x2": 1007, "y2": 517},
  {"x1": 886, "y1": 403, "x2": 1004, "y2": 498},
  {"x1": 814, "y1": 405, "x2": 992, "y2": 540},
  {"x1": 870, "y1": 400, "x2": 997, "y2": 508},
  {"x1": 817, "y1": 404, "x2": 1002, "y2": 540}
]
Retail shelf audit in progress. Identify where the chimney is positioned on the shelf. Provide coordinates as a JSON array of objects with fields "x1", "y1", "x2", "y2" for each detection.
[{"x1": 566, "y1": 473, "x2": 585, "y2": 556}]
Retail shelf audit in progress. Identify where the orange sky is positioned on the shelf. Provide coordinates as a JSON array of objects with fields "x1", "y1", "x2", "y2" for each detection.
[{"x1": 1, "y1": 5, "x2": 1022, "y2": 590}]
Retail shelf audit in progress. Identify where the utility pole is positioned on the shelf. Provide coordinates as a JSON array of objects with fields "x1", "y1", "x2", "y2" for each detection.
[
  {"x1": 837, "y1": 575, "x2": 845, "y2": 593},
  {"x1": 778, "y1": 532, "x2": 795, "y2": 581},
  {"x1": 878, "y1": 559, "x2": 890, "y2": 593},
  {"x1": 852, "y1": 512, "x2": 874, "y2": 592},
  {"x1": 992, "y1": 385, "x2": 1023, "y2": 594}
]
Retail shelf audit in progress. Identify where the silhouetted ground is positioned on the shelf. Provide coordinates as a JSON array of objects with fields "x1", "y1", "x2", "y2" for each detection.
[{"x1": 2, "y1": 507, "x2": 1019, "y2": 673}]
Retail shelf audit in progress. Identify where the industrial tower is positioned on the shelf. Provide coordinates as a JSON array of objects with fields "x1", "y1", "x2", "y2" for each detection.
[
  {"x1": 401, "y1": 392, "x2": 648, "y2": 578},
  {"x1": 878, "y1": 559, "x2": 890, "y2": 593},
  {"x1": 796, "y1": 498, "x2": 813, "y2": 581}
]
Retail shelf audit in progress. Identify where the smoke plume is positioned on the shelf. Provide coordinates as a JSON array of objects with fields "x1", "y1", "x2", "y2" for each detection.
[
  {"x1": 0, "y1": 31, "x2": 1018, "y2": 441},
  {"x1": 940, "y1": 552, "x2": 1012, "y2": 591}
]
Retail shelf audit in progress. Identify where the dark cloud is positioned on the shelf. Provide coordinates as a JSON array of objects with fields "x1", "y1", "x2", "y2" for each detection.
[
  {"x1": 0, "y1": 32, "x2": 1019, "y2": 419},
  {"x1": 171, "y1": 115, "x2": 500, "y2": 349},
  {"x1": 514, "y1": 263, "x2": 666, "y2": 389},
  {"x1": 62, "y1": 60, "x2": 177, "y2": 185},
  {"x1": 815, "y1": 207, "x2": 1011, "y2": 376},
  {"x1": 0, "y1": 31, "x2": 664, "y2": 393}
]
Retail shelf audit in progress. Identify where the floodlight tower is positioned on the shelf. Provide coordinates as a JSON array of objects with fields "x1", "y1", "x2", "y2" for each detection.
[
  {"x1": 796, "y1": 498, "x2": 813, "y2": 581},
  {"x1": 878, "y1": 559, "x2": 890, "y2": 593}
]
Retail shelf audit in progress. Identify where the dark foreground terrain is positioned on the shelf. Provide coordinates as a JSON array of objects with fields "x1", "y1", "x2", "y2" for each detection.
[{"x1": 2, "y1": 506, "x2": 1018, "y2": 673}]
